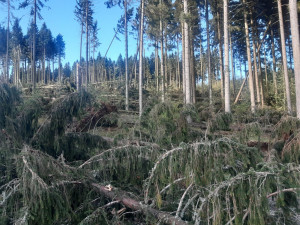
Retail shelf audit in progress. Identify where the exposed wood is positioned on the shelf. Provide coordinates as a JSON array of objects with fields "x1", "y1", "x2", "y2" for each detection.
[{"x1": 91, "y1": 183, "x2": 188, "y2": 225}]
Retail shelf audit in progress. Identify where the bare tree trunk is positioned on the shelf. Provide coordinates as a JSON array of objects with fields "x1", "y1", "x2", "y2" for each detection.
[
  {"x1": 230, "y1": 29, "x2": 235, "y2": 95},
  {"x1": 250, "y1": 14, "x2": 261, "y2": 105},
  {"x1": 181, "y1": 25, "x2": 185, "y2": 102},
  {"x1": 278, "y1": 0, "x2": 292, "y2": 114},
  {"x1": 5, "y1": 0, "x2": 10, "y2": 82},
  {"x1": 183, "y1": 0, "x2": 191, "y2": 105},
  {"x1": 176, "y1": 36, "x2": 180, "y2": 89},
  {"x1": 224, "y1": 0, "x2": 230, "y2": 113},
  {"x1": 155, "y1": 40, "x2": 159, "y2": 92},
  {"x1": 243, "y1": 0, "x2": 256, "y2": 113},
  {"x1": 217, "y1": 11, "x2": 224, "y2": 100},
  {"x1": 139, "y1": 0, "x2": 144, "y2": 117},
  {"x1": 33, "y1": 0, "x2": 37, "y2": 88},
  {"x1": 160, "y1": 1, "x2": 165, "y2": 103},
  {"x1": 85, "y1": 0, "x2": 89, "y2": 87},
  {"x1": 124, "y1": 0, "x2": 129, "y2": 110},
  {"x1": 271, "y1": 29, "x2": 277, "y2": 96},
  {"x1": 206, "y1": 0, "x2": 212, "y2": 105},
  {"x1": 289, "y1": 0, "x2": 300, "y2": 118}
]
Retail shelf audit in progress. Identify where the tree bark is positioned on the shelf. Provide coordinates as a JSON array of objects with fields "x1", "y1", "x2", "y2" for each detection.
[
  {"x1": 183, "y1": 0, "x2": 191, "y2": 105},
  {"x1": 5, "y1": 0, "x2": 10, "y2": 82},
  {"x1": 91, "y1": 183, "x2": 187, "y2": 225},
  {"x1": 125, "y1": 0, "x2": 129, "y2": 111},
  {"x1": 289, "y1": 0, "x2": 300, "y2": 118},
  {"x1": 160, "y1": 3, "x2": 165, "y2": 103},
  {"x1": 217, "y1": 11, "x2": 224, "y2": 100},
  {"x1": 224, "y1": 0, "x2": 230, "y2": 112},
  {"x1": 243, "y1": 0, "x2": 256, "y2": 113},
  {"x1": 139, "y1": 0, "x2": 144, "y2": 117},
  {"x1": 33, "y1": 0, "x2": 37, "y2": 88},
  {"x1": 271, "y1": 29, "x2": 278, "y2": 97},
  {"x1": 85, "y1": 0, "x2": 89, "y2": 87},
  {"x1": 206, "y1": 0, "x2": 212, "y2": 105},
  {"x1": 278, "y1": 0, "x2": 292, "y2": 114}
]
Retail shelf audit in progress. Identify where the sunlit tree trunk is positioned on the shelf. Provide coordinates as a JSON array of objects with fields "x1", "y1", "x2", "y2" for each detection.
[
  {"x1": 229, "y1": 29, "x2": 235, "y2": 95},
  {"x1": 139, "y1": 0, "x2": 144, "y2": 117},
  {"x1": 33, "y1": 0, "x2": 37, "y2": 88},
  {"x1": 217, "y1": 11, "x2": 224, "y2": 100},
  {"x1": 85, "y1": 0, "x2": 89, "y2": 87},
  {"x1": 243, "y1": 0, "x2": 256, "y2": 113},
  {"x1": 6, "y1": 0, "x2": 10, "y2": 82},
  {"x1": 125, "y1": 0, "x2": 129, "y2": 111},
  {"x1": 224, "y1": 0, "x2": 230, "y2": 112},
  {"x1": 289, "y1": 0, "x2": 300, "y2": 118},
  {"x1": 183, "y1": 0, "x2": 191, "y2": 105},
  {"x1": 160, "y1": 4, "x2": 165, "y2": 103},
  {"x1": 271, "y1": 29, "x2": 277, "y2": 96},
  {"x1": 206, "y1": 0, "x2": 212, "y2": 105},
  {"x1": 278, "y1": 0, "x2": 292, "y2": 114}
]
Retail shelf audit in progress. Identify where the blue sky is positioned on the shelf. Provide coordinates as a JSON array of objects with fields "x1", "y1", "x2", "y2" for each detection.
[{"x1": 0, "y1": 0, "x2": 139, "y2": 65}]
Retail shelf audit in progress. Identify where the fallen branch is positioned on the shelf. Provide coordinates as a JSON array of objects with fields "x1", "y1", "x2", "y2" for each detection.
[
  {"x1": 91, "y1": 183, "x2": 187, "y2": 225},
  {"x1": 267, "y1": 188, "x2": 299, "y2": 198}
]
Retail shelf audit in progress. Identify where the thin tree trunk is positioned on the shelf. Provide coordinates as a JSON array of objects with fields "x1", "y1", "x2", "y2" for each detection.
[
  {"x1": 182, "y1": 25, "x2": 185, "y2": 102},
  {"x1": 229, "y1": 29, "x2": 235, "y2": 95},
  {"x1": 139, "y1": 0, "x2": 144, "y2": 117},
  {"x1": 271, "y1": 29, "x2": 278, "y2": 96},
  {"x1": 183, "y1": 0, "x2": 191, "y2": 105},
  {"x1": 6, "y1": 0, "x2": 10, "y2": 82},
  {"x1": 249, "y1": 15, "x2": 261, "y2": 105},
  {"x1": 217, "y1": 11, "x2": 224, "y2": 100},
  {"x1": 206, "y1": 0, "x2": 212, "y2": 105},
  {"x1": 85, "y1": 0, "x2": 89, "y2": 87},
  {"x1": 160, "y1": 1, "x2": 165, "y2": 103},
  {"x1": 155, "y1": 40, "x2": 159, "y2": 92},
  {"x1": 278, "y1": 0, "x2": 292, "y2": 114},
  {"x1": 33, "y1": 0, "x2": 37, "y2": 88},
  {"x1": 125, "y1": 0, "x2": 129, "y2": 111},
  {"x1": 224, "y1": 0, "x2": 230, "y2": 112},
  {"x1": 243, "y1": 0, "x2": 256, "y2": 113},
  {"x1": 289, "y1": 0, "x2": 300, "y2": 118}
]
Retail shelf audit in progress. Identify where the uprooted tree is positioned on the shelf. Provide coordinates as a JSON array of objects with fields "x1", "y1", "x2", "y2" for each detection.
[{"x1": 0, "y1": 83, "x2": 299, "y2": 225}]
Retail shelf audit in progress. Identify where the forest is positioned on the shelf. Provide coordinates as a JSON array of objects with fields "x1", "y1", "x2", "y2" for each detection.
[{"x1": 0, "y1": 0, "x2": 300, "y2": 224}]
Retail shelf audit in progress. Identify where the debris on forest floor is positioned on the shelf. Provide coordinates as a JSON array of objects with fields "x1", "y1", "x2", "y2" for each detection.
[
  {"x1": 1, "y1": 84, "x2": 300, "y2": 225},
  {"x1": 75, "y1": 103, "x2": 118, "y2": 132}
]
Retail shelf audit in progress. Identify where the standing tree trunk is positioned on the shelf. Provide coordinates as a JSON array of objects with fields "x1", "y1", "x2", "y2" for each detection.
[
  {"x1": 229, "y1": 29, "x2": 236, "y2": 95},
  {"x1": 6, "y1": 0, "x2": 10, "y2": 82},
  {"x1": 217, "y1": 11, "x2": 224, "y2": 100},
  {"x1": 85, "y1": 0, "x2": 89, "y2": 87},
  {"x1": 224, "y1": 0, "x2": 230, "y2": 113},
  {"x1": 125, "y1": 0, "x2": 129, "y2": 111},
  {"x1": 271, "y1": 29, "x2": 277, "y2": 96},
  {"x1": 250, "y1": 14, "x2": 261, "y2": 105},
  {"x1": 33, "y1": 0, "x2": 37, "y2": 88},
  {"x1": 160, "y1": 0, "x2": 165, "y2": 103},
  {"x1": 183, "y1": 0, "x2": 191, "y2": 105},
  {"x1": 243, "y1": 0, "x2": 256, "y2": 113},
  {"x1": 206, "y1": 0, "x2": 212, "y2": 105},
  {"x1": 289, "y1": 0, "x2": 300, "y2": 118},
  {"x1": 155, "y1": 40, "x2": 159, "y2": 92},
  {"x1": 278, "y1": 0, "x2": 292, "y2": 114},
  {"x1": 139, "y1": 0, "x2": 144, "y2": 117}
]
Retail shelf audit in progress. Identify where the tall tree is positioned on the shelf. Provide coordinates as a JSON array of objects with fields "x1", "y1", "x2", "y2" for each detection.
[
  {"x1": 139, "y1": 0, "x2": 145, "y2": 117},
  {"x1": 243, "y1": 0, "x2": 256, "y2": 113},
  {"x1": 289, "y1": 0, "x2": 300, "y2": 118},
  {"x1": 224, "y1": 0, "x2": 230, "y2": 112},
  {"x1": 277, "y1": 0, "x2": 291, "y2": 114},
  {"x1": 19, "y1": 0, "x2": 50, "y2": 89},
  {"x1": 55, "y1": 34, "x2": 65, "y2": 83},
  {"x1": 183, "y1": 0, "x2": 191, "y2": 105}
]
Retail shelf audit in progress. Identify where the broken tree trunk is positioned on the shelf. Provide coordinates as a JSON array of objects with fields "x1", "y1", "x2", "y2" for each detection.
[{"x1": 91, "y1": 183, "x2": 188, "y2": 225}]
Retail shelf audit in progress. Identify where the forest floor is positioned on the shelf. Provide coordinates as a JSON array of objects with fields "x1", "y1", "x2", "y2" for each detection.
[{"x1": 0, "y1": 82, "x2": 300, "y2": 225}]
